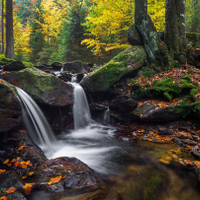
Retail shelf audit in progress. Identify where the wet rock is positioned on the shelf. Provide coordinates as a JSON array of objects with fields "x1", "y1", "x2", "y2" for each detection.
[
  {"x1": 128, "y1": 24, "x2": 143, "y2": 46},
  {"x1": 191, "y1": 146, "x2": 200, "y2": 158},
  {"x1": 158, "y1": 127, "x2": 173, "y2": 135},
  {"x1": 63, "y1": 61, "x2": 92, "y2": 74},
  {"x1": 0, "y1": 171, "x2": 24, "y2": 189},
  {"x1": 59, "y1": 72, "x2": 72, "y2": 82},
  {"x1": 110, "y1": 95, "x2": 137, "y2": 114},
  {"x1": 77, "y1": 73, "x2": 84, "y2": 83},
  {"x1": 132, "y1": 100, "x2": 188, "y2": 123},
  {"x1": 180, "y1": 139, "x2": 197, "y2": 146},
  {"x1": 0, "y1": 67, "x2": 73, "y2": 107},
  {"x1": 36, "y1": 157, "x2": 101, "y2": 193},
  {"x1": 3, "y1": 61, "x2": 26, "y2": 72},
  {"x1": 5, "y1": 192, "x2": 27, "y2": 200},
  {"x1": 176, "y1": 132, "x2": 190, "y2": 139},
  {"x1": 80, "y1": 46, "x2": 147, "y2": 92},
  {"x1": 0, "y1": 80, "x2": 22, "y2": 132},
  {"x1": 51, "y1": 62, "x2": 63, "y2": 71}
]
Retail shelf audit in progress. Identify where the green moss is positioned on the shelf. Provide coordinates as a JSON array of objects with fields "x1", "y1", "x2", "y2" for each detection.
[
  {"x1": 145, "y1": 174, "x2": 166, "y2": 200},
  {"x1": 88, "y1": 46, "x2": 147, "y2": 92},
  {"x1": 164, "y1": 92, "x2": 172, "y2": 101},
  {"x1": 152, "y1": 76, "x2": 195, "y2": 101},
  {"x1": 190, "y1": 88, "x2": 198, "y2": 99}
]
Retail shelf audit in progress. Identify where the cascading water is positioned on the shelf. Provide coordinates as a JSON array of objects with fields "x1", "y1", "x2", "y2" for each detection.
[
  {"x1": 17, "y1": 87, "x2": 56, "y2": 155},
  {"x1": 70, "y1": 82, "x2": 91, "y2": 130}
]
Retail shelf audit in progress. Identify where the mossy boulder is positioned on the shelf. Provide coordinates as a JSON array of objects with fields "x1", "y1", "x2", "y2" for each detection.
[
  {"x1": 0, "y1": 79, "x2": 22, "y2": 132},
  {"x1": 0, "y1": 67, "x2": 73, "y2": 107},
  {"x1": 131, "y1": 99, "x2": 191, "y2": 123},
  {"x1": 3, "y1": 61, "x2": 26, "y2": 72},
  {"x1": 80, "y1": 46, "x2": 147, "y2": 92}
]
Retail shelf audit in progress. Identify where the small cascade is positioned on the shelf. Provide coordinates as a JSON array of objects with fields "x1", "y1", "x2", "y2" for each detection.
[
  {"x1": 103, "y1": 106, "x2": 110, "y2": 123},
  {"x1": 71, "y1": 82, "x2": 91, "y2": 130},
  {"x1": 17, "y1": 87, "x2": 56, "y2": 155}
]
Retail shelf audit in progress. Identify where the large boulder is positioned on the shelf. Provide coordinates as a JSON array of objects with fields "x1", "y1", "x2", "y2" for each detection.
[
  {"x1": 128, "y1": 24, "x2": 143, "y2": 46},
  {"x1": 3, "y1": 61, "x2": 26, "y2": 72},
  {"x1": 80, "y1": 46, "x2": 147, "y2": 93},
  {"x1": 0, "y1": 80, "x2": 22, "y2": 132},
  {"x1": 110, "y1": 95, "x2": 137, "y2": 113},
  {"x1": 0, "y1": 67, "x2": 73, "y2": 107},
  {"x1": 131, "y1": 99, "x2": 190, "y2": 123}
]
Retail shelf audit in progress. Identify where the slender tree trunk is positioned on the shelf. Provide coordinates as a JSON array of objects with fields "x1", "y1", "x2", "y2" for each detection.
[
  {"x1": 135, "y1": 0, "x2": 160, "y2": 60},
  {"x1": 5, "y1": 0, "x2": 14, "y2": 59},
  {"x1": 165, "y1": 0, "x2": 186, "y2": 56},
  {"x1": 0, "y1": 0, "x2": 4, "y2": 54}
]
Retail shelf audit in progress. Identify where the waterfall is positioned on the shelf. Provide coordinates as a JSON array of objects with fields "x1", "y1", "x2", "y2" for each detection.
[
  {"x1": 71, "y1": 82, "x2": 91, "y2": 130},
  {"x1": 16, "y1": 87, "x2": 56, "y2": 155}
]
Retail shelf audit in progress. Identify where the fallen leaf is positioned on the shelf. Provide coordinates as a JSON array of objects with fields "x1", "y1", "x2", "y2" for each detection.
[
  {"x1": 6, "y1": 187, "x2": 16, "y2": 194},
  {"x1": 18, "y1": 146, "x2": 25, "y2": 150},
  {"x1": 3, "y1": 159, "x2": 9, "y2": 164},
  {"x1": 0, "y1": 169, "x2": 5, "y2": 174},
  {"x1": 22, "y1": 176, "x2": 27, "y2": 179},
  {"x1": 48, "y1": 176, "x2": 62, "y2": 185},
  {"x1": 28, "y1": 172, "x2": 34, "y2": 176},
  {"x1": 0, "y1": 196, "x2": 7, "y2": 200}
]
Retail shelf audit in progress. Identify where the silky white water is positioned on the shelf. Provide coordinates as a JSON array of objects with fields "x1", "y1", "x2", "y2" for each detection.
[
  {"x1": 17, "y1": 87, "x2": 56, "y2": 155},
  {"x1": 71, "y1": 82, "x2": 91, "y2": 130}
]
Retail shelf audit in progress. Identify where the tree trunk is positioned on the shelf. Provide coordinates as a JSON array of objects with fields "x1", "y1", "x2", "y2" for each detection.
[
  {"x1": 135, "y1": 0, "x2": 160, "y2": 61},
  {"x1": 5, "y1": 0, "x2": 14, "y2": 59},
  {"x1": 165, "y1": 0, "x2": 186, "y2": 56}
]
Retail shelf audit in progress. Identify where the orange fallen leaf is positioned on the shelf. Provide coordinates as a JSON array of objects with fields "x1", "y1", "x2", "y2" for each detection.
[
  {"x1": 28, "y1": 172, "x2": 34, "y2": 176},
  {"x1": 3, "y1": 159, "x2": 9, "y2": 164},
  {"x1": 14, "y1": 161, "x2": 21, "y2": 167},
  {"x1": 21, "y1": 164, "x2": 27, "y2": 169},
  {"x1": 0, "y1": 196, "x2": 7, "y2": 200},
  {"x1": 25, "y1": 161, "x2": 30, "y2": 165},
  {"x1": 23, "y1": 183, "x2": 35, "y2": 195},
  {"x1": 11, "y1": 158, "x2": 17, "y2": 163},
  {"x1": 0, "y1": 169, "x2": 5, "y2": 174},
  {"x1": 22, "y1": 176, "x2": 27, "y2": 179},
  {"x1": 48, "y1": 176, "x2": 62, "y2": 185},
  {"x1": 6, "y1": 187, "x2": 16, "y2": 194},
  {"x1": 18, "y1": 146, "x2": 25, "y2": 150}
]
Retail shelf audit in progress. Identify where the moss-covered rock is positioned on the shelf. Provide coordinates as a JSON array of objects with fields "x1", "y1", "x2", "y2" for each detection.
[
  {"x1": 0, "y1": 67, "x2": 73, "y2": 107},
  {"x1": 80, "y1": 46, "x2": 147, "y2": 92},
  {"x1": 0, "y1": 79, "x2": 22, "y2": 132},
  {"x1": 131, "y1": 99, "x2": 192, "y2": 123}
]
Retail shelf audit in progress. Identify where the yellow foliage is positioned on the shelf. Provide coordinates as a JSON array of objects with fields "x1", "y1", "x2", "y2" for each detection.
[
  {"x1": 13, "y1": 5, "x2": 32, "y2": 55},
  {"x1": 81, "y1": 0, "x2": 134, "y2": 56},
  {"x1": 82, "y1": 0, "x2": 165, "y2": 56},
  {"x1": 35, "y1": 0, "x2": 69, "y2": 45},
  {"x1": 148, "y1": 0, "x2": 165, "y2": 32}
]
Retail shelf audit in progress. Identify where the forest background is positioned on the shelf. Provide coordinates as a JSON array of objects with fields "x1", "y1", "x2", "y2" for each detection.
[{"x1": 0, "y1": 0, "x2": 200, "y2": 65}]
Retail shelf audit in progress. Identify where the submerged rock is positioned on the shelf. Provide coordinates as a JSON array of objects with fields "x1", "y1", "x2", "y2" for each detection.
[
  {"x1": 0, "y1": 67, "x2": 73, "y2": 107},
  {"x1": 0, "y1": 80, "x2": 22, "y2": 132},
  {"x1": 80, "y1": 46, "x2": 147, "y2": 93}
]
